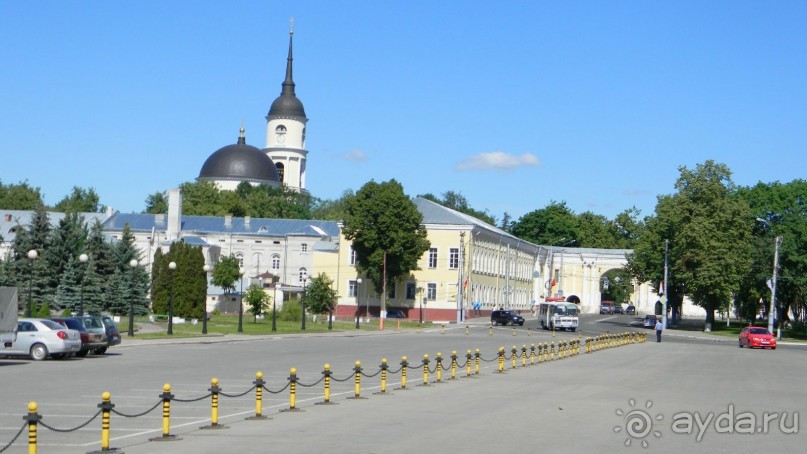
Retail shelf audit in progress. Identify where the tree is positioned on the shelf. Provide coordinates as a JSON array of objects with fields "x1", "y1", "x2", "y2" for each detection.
[
  {"x1": 53, "y1": 186, "x2": 102, "y2": 213},
  {"x1": 628, "y1": 161, "x2": 752, "y2": 330},
  {"x1": 311, "y1": 190, "x2": 355, "y2": 221},
  {"x1": 151, "y1": 242, "x2": 206, "y2": 319},
  {"x1": 343, "y1": 180, "x2": 431, "y2": 295},
  {"x1": 0, "y1": 180, "x2": 44, "y2": 210},
  {"x1": 418, "y1": 191, "x2": 496, "y2": 226},
  {"x1": 511, "y1": 201, "x2": 578, "y2": 245},
  {"x1": 244, "y1": 284, "x2": 271, "y2": 322},
  {"x1": 211, "y1": 255, "x2": 241, "y2": 297},
  {"x1": 144, "y1": 191, "x2": 168, "y2": 214},
  {"x1": 303, "y1": 273, "x2": 338, "y2": 315}
]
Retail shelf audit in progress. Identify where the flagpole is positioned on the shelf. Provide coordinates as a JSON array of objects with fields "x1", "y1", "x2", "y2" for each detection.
[{"x1": 662, "y1": 239, "x2": 669, "y2": 329}]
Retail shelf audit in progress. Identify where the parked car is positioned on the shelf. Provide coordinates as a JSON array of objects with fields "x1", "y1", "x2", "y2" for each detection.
[
  {"x1": 2, "y1": 318, "x2": 81, "y2": 360},
  {"x1": 739, "y1": 326, "x2": 777, "y2": 350},
  {"x1": 643, "y1": 315, "x2": 657, "y2": 329},
  {"x1": 71, "y1": 315, "x2": 120, "y2": 354},
  {"x1": 491, "y1": 310, "x2": 525, "y2": 326},
  {"x1": 613, "y1": 305, "x2": 624, "y2": 314},
  {"x1": 626, "y1": 305, "x2": 636, "y2": 315},
  {"x1": 52, "y1": 318, "x2": 106, "y2": 357},
  {"x1": 600, "y1": 302, "x2": 614, "y2": 314}
]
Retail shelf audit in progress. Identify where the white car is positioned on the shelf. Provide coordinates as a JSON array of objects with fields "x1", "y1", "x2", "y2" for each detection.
[{"x1": 3, "y1": 318, "x2": 81, "y2": 360}]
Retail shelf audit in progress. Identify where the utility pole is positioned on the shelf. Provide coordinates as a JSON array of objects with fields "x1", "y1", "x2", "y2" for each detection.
[
  {"x1": 662, "y1": 239, "x2": 669, "y2": 329},
  {"x1": 769, "y1": 236, "x2": 781, "y2": 338},
  {"x1": 458, "y1": 231, "x2": 465, "y2": 324}
]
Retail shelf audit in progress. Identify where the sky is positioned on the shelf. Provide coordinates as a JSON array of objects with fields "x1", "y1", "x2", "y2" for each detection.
[{"x1": 1, "y1": 1, "x2": 805, "y2": 223}]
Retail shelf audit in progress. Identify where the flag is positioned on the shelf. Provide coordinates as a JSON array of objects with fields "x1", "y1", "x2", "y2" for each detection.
[
  {"x1": 658, "y1": 281, "x2": 665, "y2": 296},
  {"x1": 463, "y1": 277, "x2": 468, "y2": 289}
]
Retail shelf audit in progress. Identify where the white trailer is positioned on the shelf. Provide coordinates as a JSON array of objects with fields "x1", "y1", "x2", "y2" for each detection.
[{"x1": 1, "y1": 287, "x2": 19, "y2": 348}]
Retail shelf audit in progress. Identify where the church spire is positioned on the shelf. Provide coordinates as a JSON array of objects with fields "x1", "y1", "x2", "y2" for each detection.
[{"x1": 281, "y1": 17, "x2": 296, "y2": 97}]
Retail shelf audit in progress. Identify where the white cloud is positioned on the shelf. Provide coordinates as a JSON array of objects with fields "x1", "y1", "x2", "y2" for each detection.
[
  {"x1": 455, "y1": 151, "x2": 540, "y2": 172},
  {"x1": 340, "y1": 149, "x2": 367, "y2": 162}
]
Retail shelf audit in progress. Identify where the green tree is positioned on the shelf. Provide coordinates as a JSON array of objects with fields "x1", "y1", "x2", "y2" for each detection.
[
  {"x1": 303, "y1": 273, "x2": 338, "y2": 315},
  {"x1": 0, "y1": 180, "x2": 44, "y2": 210},
  {"x1": 144, "y1": 191, "x2": 168, "y2": 214},
  {"x1": 80, "y1": 256, "x2": 106, "y2": 314},
  {"x1": 53, "y1": 186, "x2": 102, "y2": 213},
  {"x1": 419, "y1": 191, "x2": 496, "y2": 225},
  {"x1": 600, "y1": 269, "x2": 634, "y2": 306},
  {"x1": 211, "y1": 255, "x2": 241, "y2": 297},
  {"x1": 311, "y1": 190, "x2": 355, "y2": 221},
  {"x1": 343, "y1": 180, "x2": 431, "y2": 295},
  {"x1": 151, "y1": 242, "x2": 206, "y2": 319},
  {"x1": 511, "y1": 201, "x2": 578, "y2": 245},
  {"x1": 244, "y1": 284, "x2": 271, "y2": 322}
]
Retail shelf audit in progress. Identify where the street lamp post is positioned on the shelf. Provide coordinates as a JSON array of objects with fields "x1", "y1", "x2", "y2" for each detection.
[
  {"x1": 301, "y1": 277, "x2": 308, "y2": 330},
  {"x1": 26, "y1": 249, "x2": 38, "y2": 317},
  {"x1": 202, "y1": 265, "x2": 211, "y2": 335},
  {"x1": 238, "y1": 268, "x2": 245, "y2": 334},
  {"x1": 355, "y1": 278, "x2": 362, "y2": 329},
  {"x1": 128, "y1": 259, "x2": 138, "y2": 337},
  {"x1": 271, "y1": 287, "x2": 277, "y2": 333},
  {"x1": 756, "y1": 218, "x2": 781, "y2": 338},
  {"x1": 168, "y1": 261, "x2": 176, "y2": 335},
  {"x1": 78, "y1": 253, "x2": 88, "y2": 316}
]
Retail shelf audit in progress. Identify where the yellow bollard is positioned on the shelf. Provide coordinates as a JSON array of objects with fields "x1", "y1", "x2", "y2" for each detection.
[
  {"x1": 422, "y1": 354, "x2": 430, "y2": 385},
  {"x1": 401, "y1": 356, "x2": 408, "y2": 389},
  {"x1": 475, "y1": 349, "x2": 481, "y2": 375},
  {"x1": 248, "y1": 371, "x2": 268, "y2": 419},
  {"x1": 353, "y1": 361, "x2": 363, "y2": 398},
  {"x1": 380, "y1": 359, "x2": 388, "y2": 394},
  {"x1": 511, "y1": 346, "x2": 517, "y2": 369},
  {"x1": 441, "y1": 325, "x2": 445, "y2": 335},
  {"x1": 25, "y1": 401, "x2": 40, "y2": 454},
  {"x1": 204, "y1": 378, "x2": 224, "y2": 429},
  {"x1": 289, "y1": 368, "x2": 298, "y2": 410},
  {"x1": 551, "y1": 341, "x2": 555, "y2": 360},
  {"x1": 489, "y1": 326, "x2": 493, "y2": 336},
  {"x1": 451, "y1": 351, "x2": 457, "y2": 380},
  {"x1": 436, "y1": 353, "x2": 443, "y2": 383},
  {"x1": 521, "y1": 345, "x2": 527, "y2": 367},
  {"x1": 466, "y1": 350, "x2": 472, "y2": 377},
  {"x1": 543, "y1": 342, "x2": 548, "y2": 362},
  {"x1": 528, "y1": 328, "x2": 531, "y2": 337},
  {"x1": 512, "y1": 327, "x2": 516, "y2": 336},
  {"x1": 530, "y1": 343, "x2": 536, "y2": 365},
  {"x1": 323, "y1": 365, "x2": 332, "y2": 402},
  {"x1": 498, "y1": 347, "x2": 505, "y2": 373},
  {"x1": 466, "y1": 326, "x2": 469, "y2": 335},
  {"x1": 149, "y1": 384, "x2": 179, "y2": 441},
  {"x1": 98, "y1": 391, "x2": 114, "y2": 450}
]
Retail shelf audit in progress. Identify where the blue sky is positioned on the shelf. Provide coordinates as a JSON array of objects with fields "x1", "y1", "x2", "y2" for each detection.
[{"x1": 1, "y1": 1, "x2": 804, "y2": 222}]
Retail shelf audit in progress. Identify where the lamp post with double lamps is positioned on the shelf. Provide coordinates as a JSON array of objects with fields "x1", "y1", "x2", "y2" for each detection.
[
  {"x1": 26, "y1": 249, "x2": 38, "y2": 317},
  {"x1": 128, "y1": 259, "x2": 138, "y2": 337},
  {"x1": 78, "y1": 253, "x2": 88, "y2": 316},
  {"x1": 168, "y1": 261, "x2": 176, "y2": 335},
  {"x1": 238, "y1": 268, "x2": 245, "y2": 333}
]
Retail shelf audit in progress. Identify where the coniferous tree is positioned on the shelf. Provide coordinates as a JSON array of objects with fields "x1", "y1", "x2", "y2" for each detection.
[
  {"x1": 105, "y1": 270, "x2": 127, "y2": 315},
  {"x1": 81, "y1": 256, "x2": 105, "y2": 314},
  {"x1": 55, "y1": 256, "x2": 82, "y2": 311}
]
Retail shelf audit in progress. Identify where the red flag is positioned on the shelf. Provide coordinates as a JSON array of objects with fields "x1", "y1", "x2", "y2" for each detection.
[{"x1": 463, "y1": 277, "x2": 468, "y2": 289}]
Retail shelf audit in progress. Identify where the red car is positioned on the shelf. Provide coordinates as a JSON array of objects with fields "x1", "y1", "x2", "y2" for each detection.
[{"x1": 739, "y1": 326, "x2": 777, "y2": 350}]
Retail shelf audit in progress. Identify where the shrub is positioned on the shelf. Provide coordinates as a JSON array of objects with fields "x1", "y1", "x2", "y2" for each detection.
[
  {"x1": 279, "y1": 299, "x2": 301, "y2": 322},
  {"x1": 35, "y1": 302, "x2": 51, "y2": 318}
]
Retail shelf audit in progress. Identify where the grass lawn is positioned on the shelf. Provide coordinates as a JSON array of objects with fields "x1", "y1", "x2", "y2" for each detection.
[{"x1": 120, "y1": 314, "x2": 425, "y2": 338}]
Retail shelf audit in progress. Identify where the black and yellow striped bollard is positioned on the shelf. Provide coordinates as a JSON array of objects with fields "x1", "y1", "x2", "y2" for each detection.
[
  {"x1": 498, "y1": 347, "x2": 505, "y2": 373},
  {"x1": 530, "y1": 343, "x2": 536, "y2": 365},
  {"x1": 25, "y1": 401, "x2": 40, "y2": 454},
  {"x1": 511, "y1": 346, "x2": 517, "y2": 369},
  {"x1": 400, "y1": 356, "x2": 408, "y2": 389},
  {"x1": 150, "y1": 384, "x2": 179, "y2": 441},
  {"x1": 475, "y1": 349, "x2": 481, "y2": 375},
  {"x1": 351, "y1": 361, "x2": 366, "y2": 399},
  {"x1": 466, "y1": 350, "x2": 473, "y2": 377},
  {"x1": 450, "y1": 351, "x2": 458, "y2": 380},
  {"x1": 550, "y1": 341, "x2": 556, "y2": 360},
  {"x1": 421, "y1": 354, "x2": 430, "y2": 385},
  {"x1": 318, "y1": 365, "x2": 334, "y2": 404},
  {"x1": 521, "y1": 345, "x2": 527, "y2": 367},
  {"x1": 435, "y1": 353, "x2": 443, "y2": 383},
  {"x1": 98, "y1": 392, "x2": 114, "y2": 450},
  {"x1": 287, "y1": 368, "x2": 299, "y2": 411},
  {"x1": 248, "y1": 371, "x2": 269, "y2": 419},
  {"x1": 380, "y1": 359, "x2": 388, "y2": 394},
  {"x1": 201, "y1": 378, "x2": 228, "y2": 429}
]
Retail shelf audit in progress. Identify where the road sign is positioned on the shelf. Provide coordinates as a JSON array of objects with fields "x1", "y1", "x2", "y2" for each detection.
[{"x1": 659, "y1": 294, "x2": 668, "y2": 304}]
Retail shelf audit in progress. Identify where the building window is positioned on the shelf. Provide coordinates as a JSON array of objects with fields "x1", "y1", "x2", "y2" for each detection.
[
  {"x1": 427, "y1": 283, "x2": 437, "y2": 300},
  {"x1": 388, "y1": 283, "x2": 396, "y2": 299},
  {"x1": 406, "y1": 282, "x2": 416, "y2": 300},
  {"x1": 349, "y1": 248, "x2": 357, "y2": 266},
  {"x1": 301, "y1": 243, "x2": 308, "y2": 253},
  {"x1": 235, "y1": 253, "x2": 244, "y2": 268},
  {"x1": 348, "y1": 280, "x2": 358, "y2": 297},
  {"x1": 449, "y1": 248, "x2": 459, "y2": 269},
  {"x1": 428, "y1": 248, "x2": 437, "y2": 269},
  {"x1": 271, "y1": 254, "x2": 280, "y2": 270},
  {"x1": 299, "y1": 268, "x2": 308, "y2": 283},
  {"x1": 276, "y1": 162, "x2": 285, "y2": 182}
]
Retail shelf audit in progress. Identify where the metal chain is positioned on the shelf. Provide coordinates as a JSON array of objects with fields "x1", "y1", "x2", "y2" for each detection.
[
  {"x1": 428, "y1": 363, "x2": 438, "y2": 374},
  {"x1": 456, "y1": 358, "x2": 468, "y2": 368},
  {"x1": 0, "y1": 423, "x2": 26, "y2": 453},
  {"x1": 111, "y1": 400, "x2": 162, "y2": 418},
  {"x1": 441, "y1": 361, "x2": 452, "y2": 371},
  {"x1": 387, "y1": 365, "x2": 403, "y2": 374},
  {"x1": 40, "y1": 410, "x2": 101, "y2": 433},
  {"x1": 297, "y1": 376, "x2": 325, "y2": 388},
  {"x1": 263, "y1": 382, "x2": 291, "y2": 394},
  {"x1": 479, "y1": 354, "x2": 498, "y2": 362},
  {"x1": 360, "y1": 368, "x2": 382, "y2": 378},
  {"x1": 220, "y1": 385, "x2": 257, "y2": 398},
  {"x1": 408, "y1": 363, "x2": 424, "y2": 370},
  {"x1": 330, "y1": 373, "x2": 354, "y2": 383},
  {"x1": 174, "y1": 393, "x2": 212, "y2": 403}
]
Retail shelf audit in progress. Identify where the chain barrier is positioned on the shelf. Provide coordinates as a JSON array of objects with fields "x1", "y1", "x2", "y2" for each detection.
[
  {"x1": 39, "y1": 409, "x2": 102, "y2": 433},
  {"x1": 428, "y1": 363, "x2": 439, "y2": 374},
  {"x1": 220, "y1": 385, "x2": 258, "y2": 398},
  {"x1": 330, "y1": 372, "x2": 355, "y2": 383},
  {"x1": 297, "y1": 376, "x2": 326, "y2": 388},
  {"x1": 173, "y1": 393, "x2": 213, "y2": 403},
  {"x1": 408, "y1": 362, "x2": 425, "y2": 370},
  {"x1": 387, "y1": 365, "x2": 403, "y2": 374},
  {"x1": 479, "y1": 353, "x2": 498, "y2": 362},
  {"x1": 262, "y1": 381, "x2": 291, "y2": 394},
  {"x1": 359, "y1": 368, "x2": 382, "y2": 379},
  {"x1": 0, "y1": 423, "x2": 25, "y2": 453},
  {"x1": 111, "y1": 400, "x2": 163, "y2": 418}
]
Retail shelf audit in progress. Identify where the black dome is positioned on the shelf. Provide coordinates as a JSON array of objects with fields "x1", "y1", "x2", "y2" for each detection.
[
  {"x1": 198, "y1": 132, "x2": 279, "y2": 183},
  {"x1": 268, "y1": 94, "x2": 306, "y2": 119}
]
